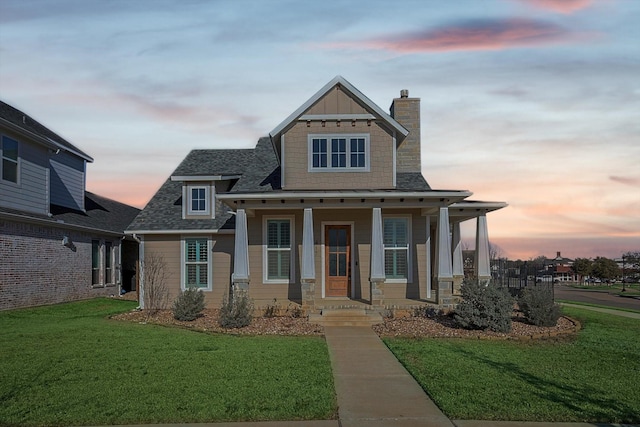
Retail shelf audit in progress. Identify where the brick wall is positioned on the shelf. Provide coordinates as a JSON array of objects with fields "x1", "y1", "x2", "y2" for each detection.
[{"x1": 0, "y1": 218, "x2": 120, "y2": 310}]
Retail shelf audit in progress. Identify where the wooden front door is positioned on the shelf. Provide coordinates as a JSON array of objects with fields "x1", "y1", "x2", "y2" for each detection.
[{"x1": 325, "y1": 225, "x2": 351, "y2": 297}]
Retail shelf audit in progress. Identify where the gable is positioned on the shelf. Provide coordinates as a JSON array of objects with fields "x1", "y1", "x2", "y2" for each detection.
[{"x1": 305, "y1": 86, "x2": 369, "y2": 116}]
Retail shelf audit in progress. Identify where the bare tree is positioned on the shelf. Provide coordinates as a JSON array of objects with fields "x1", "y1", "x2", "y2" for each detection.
[{"x1": 141, "y1": 252, "x2": 171, "y2": 318}]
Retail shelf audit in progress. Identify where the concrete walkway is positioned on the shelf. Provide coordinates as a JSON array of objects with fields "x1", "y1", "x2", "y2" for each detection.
[
  {"x1": 561, "y1": 303, "x2": 640, "y2": 319},
  {"x1": 324, "y1": 326, "x2": 454, "y2": 427}
]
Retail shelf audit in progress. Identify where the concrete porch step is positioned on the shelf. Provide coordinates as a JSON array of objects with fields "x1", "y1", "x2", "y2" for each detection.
[{"x1": 309, "y1": 308, "x2": 383, "y2": 327}]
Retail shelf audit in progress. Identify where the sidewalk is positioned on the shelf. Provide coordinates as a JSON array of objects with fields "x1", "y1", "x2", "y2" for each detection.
[
  {"x1": 324, "y1": 326, "x2": 454, "y2": 427},
  {"x1": 560, "y1": 303, "x2": 640, "y2": 319}
]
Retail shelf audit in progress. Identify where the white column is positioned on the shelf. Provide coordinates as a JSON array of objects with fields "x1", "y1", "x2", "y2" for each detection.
[
  {"x1": 233, "y1": 209, "x2": 250, "y2": 282},
  {"x1": 425, "y1": 215, "x2": 432, "y2": 299},
  {"x1": 475, "y1": 214, "x2": 491, "y2": 282},
  {"x1": 301, "y1": 208, "x2": 315, "y2": 280},
  {"x1": 452, "y1": 221, "x2": 464, "y2": 277},
  {"x1": 436, "y1": 207, "x2": 453, "y2": 279},
  {"x1": 370, "y1": 207, "x2": 385, "y2": 280}
]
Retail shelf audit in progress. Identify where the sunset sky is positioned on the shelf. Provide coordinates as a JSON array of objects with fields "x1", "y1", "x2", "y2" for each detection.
[{"x1": 1, "y1": 0, "x2": 638, "y2": 260}]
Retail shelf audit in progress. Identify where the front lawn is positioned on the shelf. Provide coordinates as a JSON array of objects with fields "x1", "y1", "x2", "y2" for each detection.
[
  {"x1": 384, "y1": 307, "x2": 640, "y2": 423},
  {"x1": 0, "y1": 299, "x2": 336, "y2": 426}
]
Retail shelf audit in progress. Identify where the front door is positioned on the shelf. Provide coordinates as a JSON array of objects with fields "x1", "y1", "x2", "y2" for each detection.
[{"x1": 325, "y1": 225, "x2": 350, "y2": 297}]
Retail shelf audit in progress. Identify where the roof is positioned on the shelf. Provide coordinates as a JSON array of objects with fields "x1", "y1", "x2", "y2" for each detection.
[
  {"x1": 269, "y1": 76, "x2": 409, "y2": 143},
  {"x1": 0, "y1": 192, "x2": 140, "y2": 235},
  {"x1": 0, "y1": 100, "x2": 93, "y2": 162}
]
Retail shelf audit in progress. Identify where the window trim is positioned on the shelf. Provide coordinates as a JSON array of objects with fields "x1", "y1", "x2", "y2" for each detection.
[
  {"x1": 104, "y1": 241, "x2": 114, "y2": 285},
  {"x1": 186, "y1": 184, "x2": 214, "y2": 217},
  {"x1": 1, "y1": 134, "x2": 20, "y2": 185},
  {"x1": 262, "y1": 215, "x2": 295, "y2": 284},
  {"x1": 91, "y1": 239, "x2": 103, "y2": 287},
  {"x1": 307, "y1": 133, "x2": 370, "y2": 172},
  {"x1": 180, "y1": 236, "x2": 213, "y2": 291},
  {"x1": 383, "y1": 215, "x2": 412, "y2": 283}
]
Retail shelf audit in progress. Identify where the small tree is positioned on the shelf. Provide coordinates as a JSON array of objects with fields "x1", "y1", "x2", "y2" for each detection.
[
  {"x1": 572, "y1": 258, "x2": 592, "y2": 285},
  {"x1": 591, "y1": 257, "x2": 621, "y2": 284},
  {"x1": 141, "y1": 252, "x2": 171, "y2": 318},
  {"x1": 454, "y1": 279, "x2": 513, "y2": 333}
]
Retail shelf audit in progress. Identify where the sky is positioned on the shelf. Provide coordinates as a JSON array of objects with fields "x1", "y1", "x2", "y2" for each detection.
[{"x1": 0, "y1": 0, "x2": 638, "y2": 260}]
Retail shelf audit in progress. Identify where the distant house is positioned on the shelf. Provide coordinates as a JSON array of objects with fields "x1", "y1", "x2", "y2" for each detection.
[
  {"x1": 0, "y1": 100, "x2": 140, "y2": 310},
  {"x1": 127, "y1": 76, "x2": 507, "y2": 311},
  {"x1": 539, "y1": 251, "x2": 578, "y2": 282}
]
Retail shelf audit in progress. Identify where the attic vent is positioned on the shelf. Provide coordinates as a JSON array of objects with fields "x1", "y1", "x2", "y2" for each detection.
[
  {"x1": 22, "y1": 115, "x2": 26, "y2": 124},
  {"x1": 400, "y1": 89, "x2": 409, "y2": 98}
]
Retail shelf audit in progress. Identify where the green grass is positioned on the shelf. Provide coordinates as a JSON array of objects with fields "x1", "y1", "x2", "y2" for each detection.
[
  {"x1": 556, "y1": 300, "x2": 640, "y2": 314},
  {"x1": 0, "y1": 299, "x2": 336, "y2": 426},
  {"x1": 384, "y1": 307, "x2": 640, "y2": 423}
]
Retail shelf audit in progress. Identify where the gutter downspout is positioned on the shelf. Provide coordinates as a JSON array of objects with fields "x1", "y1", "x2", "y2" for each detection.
[{"x1": 132, "y1": 234, "x2": 144, "y2": 309}]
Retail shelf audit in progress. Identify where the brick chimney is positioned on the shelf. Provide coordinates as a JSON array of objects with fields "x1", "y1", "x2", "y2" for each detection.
[{"x1": 390, "y1": 89, "x2": 421, "y2": 173}]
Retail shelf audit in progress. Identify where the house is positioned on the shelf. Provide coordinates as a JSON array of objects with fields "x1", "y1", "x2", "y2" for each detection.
[
  {"x1": 126, "y1": 76, "x2": 507, "y2": 311},
  {"x1": 0, "y1": 100, "x2": 140, "y2": 310},
  {"x1": 539, "y1": 251, "x2": 578, "y2": 283}
]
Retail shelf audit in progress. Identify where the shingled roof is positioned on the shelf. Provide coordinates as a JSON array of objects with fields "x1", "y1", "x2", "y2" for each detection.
[{"x1": 0, "y1": 100, "x2": 93, "y2": 162}]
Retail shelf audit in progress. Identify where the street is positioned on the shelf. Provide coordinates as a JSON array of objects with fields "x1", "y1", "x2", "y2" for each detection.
[{"x1": 555, "y1": 285, "x2": 640, "y2": 311}]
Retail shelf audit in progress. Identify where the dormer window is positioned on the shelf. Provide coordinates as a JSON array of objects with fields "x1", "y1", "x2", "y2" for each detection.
[
  {"x1": 308, "y1": 134, "x2": 369, "y2": 172},
  {"x1": 183, "y1": 184, "x2": 214, "y2": 218}
]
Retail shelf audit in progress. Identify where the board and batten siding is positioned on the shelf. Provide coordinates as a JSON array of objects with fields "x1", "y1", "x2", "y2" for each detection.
[
  {"x1": 0, "y1": 134, "x2": 49, "y2": 215},
  {"x1": 50, "y1": 151, "x2": 85, "y2": 211}
]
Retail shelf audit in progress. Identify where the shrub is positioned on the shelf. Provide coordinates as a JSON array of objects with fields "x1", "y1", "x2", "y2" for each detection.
[
  {"x1": 263, "y1": 299, "x2": 280, "y2": 318},
  {"x1": 219, "y1": 292, "x2": 254, "y2": 329},
  {"x1": 454, "y1": 280, "x2": 513, "y2": 333},
  {"x1": 172, "y1": 287, "x2": 205, "y2": 321},
  {"x1": 518, "y1": 286, "x2": 562, "y2": 327},
  {"x1": 285, "y1": 303, "x2": 303, "y2": 318},
  {"x1": 413, "y1": 305, "x2": 441, "y2": 318}
]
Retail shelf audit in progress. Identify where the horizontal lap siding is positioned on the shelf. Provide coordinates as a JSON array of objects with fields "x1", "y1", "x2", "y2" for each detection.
[
  {"x1": 0, "y1": 135, "x2": 48, "y2": 215},
  {"x1": 50, "y1": 152, "x2": 85, "y2": 211},
  {"x1": 142, "y1": 234, "x2": 233, "y2": 308}
]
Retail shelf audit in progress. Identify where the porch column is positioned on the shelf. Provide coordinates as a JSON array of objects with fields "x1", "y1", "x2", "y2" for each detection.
[
  {"x1": 232, "y1": 209, "x2": 250, "y2": 295},
  {"x1": 425, "y1": 215, "x2": 432, "y2": 300},
  {"x1": 370, "y1": 207, "x2": 385, "y2": 306},
  {"x1": 452, "y1": 221, "x2": 464, "y2": 294},
  {"x1": 475, "y1": 214, "x2": 491, "y2": 285},
  {"x1": 435, "y1": 207, "x2": 454, "y2": 308},
  {"x1": 301, "y1": 208, "x2": 316, "y2": 311}
]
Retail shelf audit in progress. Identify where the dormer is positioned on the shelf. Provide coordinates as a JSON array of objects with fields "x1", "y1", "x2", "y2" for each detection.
[
  {"x1": 269, "y1": 76, "x2": 414, "y2": 191},
  {"x1": 171, "y1": 175, "x2": 241, "y2": 220}
]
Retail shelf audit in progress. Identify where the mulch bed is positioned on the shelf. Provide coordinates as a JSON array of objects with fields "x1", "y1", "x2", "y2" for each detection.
[{"x1": 112, "y1": 309, "x2": 579, "y2": 340}]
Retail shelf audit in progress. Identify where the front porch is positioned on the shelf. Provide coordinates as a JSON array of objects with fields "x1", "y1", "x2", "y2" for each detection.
[{"x1": 221, "y1": 192, "x2": 506, "y2": 313}]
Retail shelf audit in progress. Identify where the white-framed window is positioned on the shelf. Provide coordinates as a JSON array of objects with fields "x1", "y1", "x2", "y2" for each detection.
[
  {"x1": 92, "y1": 239, "x2": 102, "y2": 286},
  {"x1": 263, "y1": 216, "x2": 295, "y2": 283},
  {"x1": 308, "y1": 134, "x2": 370, "y2": 172},
  {"x1": 1, "y1": 135, "x2": 19, "y2": 184},
  {"x1": 104, "y1": 241, "x2": 113, "y2": 284},
  {"x1": 181, "y1": 237, "x2": 212, "y2": 290},
  {"x1": 383, "y1": 216, "x2": 411, "y2": 282},
  {"x1": 185, "y1": 184, "x2": 214, "y2": 217}
]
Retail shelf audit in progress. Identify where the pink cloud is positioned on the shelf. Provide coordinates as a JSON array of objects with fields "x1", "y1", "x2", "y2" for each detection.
[
  {"x1": 325, "y1": 18, "x2": 591, "y2": 53},
  {"x1": 515, "y1": 0, "x2": 594, "y2": 14},
  {"x1": 610, "y1": 175, "x2": 640, "y2": 186}
]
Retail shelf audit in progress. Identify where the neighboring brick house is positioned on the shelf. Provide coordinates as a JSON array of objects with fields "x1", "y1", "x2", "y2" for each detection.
[
  {"x1": 0, "y1": 100, "x2": 140, "y2": 310},
  {"x1": 538, "y1": 251, "x2": 578, "y2": 282},
  {"x1": 127, "y1": 76, "x2": 507, "y2": 311}
]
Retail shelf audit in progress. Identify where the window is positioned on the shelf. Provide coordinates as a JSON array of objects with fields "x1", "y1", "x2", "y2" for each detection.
[
  {"x1": 309, "y1": 134, "x2": 369, "y2": 171},
  {"x1": 384, "y1": 217, "x2": 410, "y2": 280},
  {"x1": 104, "y1": 241, "x2": 113, "y2": 284},
  {"x1": 186, "y1": 185, "x2": 211, "y2": 216},
  {"x1": 265, "y1": 218, "x2": 293, "y2": 282},
  {"x1": 183, "y1": 238, "x2": 210, "y2": 289},
  {"x1": 1, "y1": 135, "x2": 19, "y2": 183},
  {"x1": 92, "y1": 240, "x2": 101, "y2": 285}
]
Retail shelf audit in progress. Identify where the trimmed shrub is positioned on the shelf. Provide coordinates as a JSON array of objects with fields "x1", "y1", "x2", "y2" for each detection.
[
  {"x1": 219, "y1": 292, "x2": 254, "y2": 328},
  {"x1": 519, "y1": 286, "x2": 562, "y2": 327},
  {"x1": 172, "y1": 287, "x2": 205, "y2": 321},
  {"x1": 454, "y1": 280, "x2": 513, "y2": 333}
]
